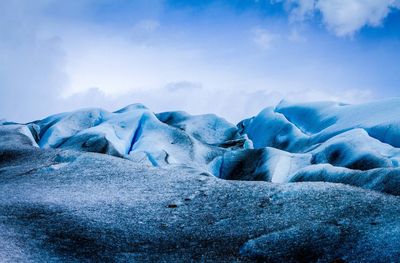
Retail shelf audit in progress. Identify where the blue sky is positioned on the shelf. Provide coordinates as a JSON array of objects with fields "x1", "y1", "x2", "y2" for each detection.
[{"x1": 1, "y1": 0, "x2": 399, "y2": 122}]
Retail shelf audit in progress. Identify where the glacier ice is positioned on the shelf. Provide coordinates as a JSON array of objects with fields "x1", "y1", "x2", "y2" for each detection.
[
  {"x1": 3, "y1": 123, "x2": 400, "y2": 262},
  {"x1": 211, "y1": 147, "x2": 311, "y2": 183},
  {"x1": 30, "y1": 104, "x2": 240, "y2": 172},
  {"x1": 4, "y1": 98, "x2": 400, "y2": 195},
  {"x1": 241, "y1": 98, "x2": 400, "y2": 150}
]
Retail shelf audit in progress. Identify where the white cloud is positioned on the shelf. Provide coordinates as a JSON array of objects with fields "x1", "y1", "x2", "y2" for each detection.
[
  {"x1": 0, "y1": 0, "x2": 68, "y2": 122},
  {"x1": 252, "y1": 27, "x2": 280, "y2": 49},
  {"x1": 318, "y1": 0, "x2": 399, "y2": 36},
  {"x1": 61, "y1": 84, "x2": 373, "y2": 123},
  {"x1": 165, "y1": 81, "x2": 203, "y2": 92},
  {"x1": 0, "y1": 0, "x2": 395, "y2": 123},
  {"x1": 285, "y1": 0, "x2": 316, "y2": 22},
  {"x1": 282, "y1": 0, "x2": 400, "y2": 36}
]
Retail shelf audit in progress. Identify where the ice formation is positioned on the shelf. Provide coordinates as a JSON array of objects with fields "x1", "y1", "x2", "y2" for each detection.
[{"x1": 6, "y1": 98, "x2": 400, "y2": 195}]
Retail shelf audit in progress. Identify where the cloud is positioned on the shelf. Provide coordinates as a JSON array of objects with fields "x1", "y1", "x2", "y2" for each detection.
[
  {"x1": 0, "y1": 0, "x2": 397, "y2": 123},
  {"x1": 0, "y1": 0, "x2": 68, "y2": 122},
  {"x1": 318, "y1": 0, "x2": 400, "y2": 36},
  {"x1": 60, "y1": 83, "x2": 373, "y2": 123},
  {"x1": 251, "y1": 27, "x2": 280, "y2": 49},
  {"x1": 281, "y1": 0, "x2": 400, "y2": 36},
  {"x1": 284, "y1": 0, "x2": 316, "y2": 22},
  {"x1": 165, "y1": 81, "x2": 203, "y2": 92}
]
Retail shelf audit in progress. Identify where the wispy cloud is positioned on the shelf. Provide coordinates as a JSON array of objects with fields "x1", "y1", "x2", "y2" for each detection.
[
  {"x1": 252, "y1": 27, "x2": 280, "y2": 49},
  {"x1": 0, "y1": 0, "x2": 398, "y2": 122},
  {"x1": 0, "y1": 0, "x2": 68, "y2": 121},
  {"x1": 165, "y1": 81, "x2": 203, "y2": 92},
  {"x1": 61, "y1": 84, "x2": 374, "y2": 123},
  {"x1": 280, "y1": 0, "x2": 400, "y2": 36}
]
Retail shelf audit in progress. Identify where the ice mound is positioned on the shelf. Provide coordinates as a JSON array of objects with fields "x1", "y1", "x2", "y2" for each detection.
[
  {"x1": 230, "y1": 98, "x2": 400, "y2": 194},
  {"x1": 29, "y1": 104, "x2": 242, "y2": 172},
  {"x1": 156, "y1": 111, "x2": 241, "y2": 146},
  {"x1": 4, "y1": 98, "x2": 400, "y2": 195},
  {"x1": 210, "y1": 147, "x2": 311, "y2": 183},
  {"x1": 240, "y1": 98, "x2": 400, "y2": 150}
]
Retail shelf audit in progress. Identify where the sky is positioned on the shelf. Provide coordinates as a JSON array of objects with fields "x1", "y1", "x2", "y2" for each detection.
[{"x1": 0, "y1": 0, "x2": 400, "y2": 123}]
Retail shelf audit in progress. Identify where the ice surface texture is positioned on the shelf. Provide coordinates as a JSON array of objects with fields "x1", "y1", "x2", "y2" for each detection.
[
  {"x1": 7, "y1": 98, "x2": 400, "y2": 195},
  {"x1": 238, "y1": 98, "x2": 400, "y2": 194},
  {"x1": 3, "y1": 99, "x2": 400, "y2": 261},
  {"x1": 2, "y1": 121, "x2": 400, "y2": 262}
]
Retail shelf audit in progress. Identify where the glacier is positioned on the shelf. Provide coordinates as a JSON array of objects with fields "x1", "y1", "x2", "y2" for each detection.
[
  {"x1": 9, "y1": 98, "x2": 398, "y2": 196},
  {"x1": 2, "y1": 98, "x2": 400, "y2": 261}
]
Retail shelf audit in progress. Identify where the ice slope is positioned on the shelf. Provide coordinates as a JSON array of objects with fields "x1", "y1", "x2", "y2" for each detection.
[
  {"x1": 2, "y1": 125, "x2": 400, "y2": 262},
  {"x1": 309, "y1": 128, "x2": 400, "y2": 170},
  {"x1": 210, "y1": 147, "x2": 311, "y2": 183},
  {"x1": 290, "y1": 164, "x2": 400, "y2": 196},
  {"x1": 276, "y1": 99, "x2": 400, "y2": 148},
  {"x1": 30, "y1": 104, "x2": 241, "y2": 172},
  {"x1": 156, "y1": 111, "x2": 242, "y2": 146},
  {"x1": 240, "y1": 98, "x2": 400, "y2": 151},
  {"x1": 4, "y1": 98, "x2": 400, "y2": 196},
  {"x1": 233, "y1": 98, "x2": 400, "y2": 193}
]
